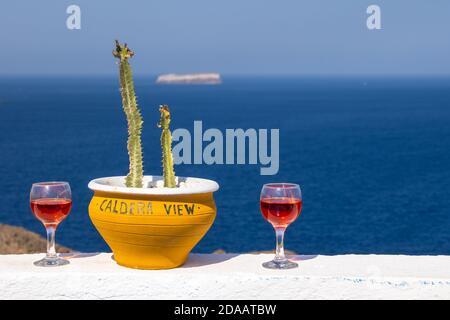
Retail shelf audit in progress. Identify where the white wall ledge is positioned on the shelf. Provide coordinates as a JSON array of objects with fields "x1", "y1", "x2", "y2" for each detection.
[{"x1": 1, "y1": 253, "x2": 450, "y2": 299}]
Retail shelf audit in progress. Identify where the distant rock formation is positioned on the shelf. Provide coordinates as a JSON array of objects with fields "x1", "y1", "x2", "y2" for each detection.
[
  {"x1": 156, "y1": 73, "x2": 222, "y2": 84},
  {"x1": 0, "y1": 224, "x2": 71, "y2": 254}
]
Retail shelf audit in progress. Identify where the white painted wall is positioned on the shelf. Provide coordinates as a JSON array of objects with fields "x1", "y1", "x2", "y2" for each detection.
[{"x1": 1, "y1": 253, "x2": 449, "y2": 299}]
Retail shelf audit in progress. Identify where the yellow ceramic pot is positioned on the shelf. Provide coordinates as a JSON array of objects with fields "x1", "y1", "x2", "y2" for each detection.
[{"x1": 88, "y1": 176, "x2": 219, "y2": 269}]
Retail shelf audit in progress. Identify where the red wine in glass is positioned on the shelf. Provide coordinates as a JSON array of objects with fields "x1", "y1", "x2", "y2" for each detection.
[
  {"x1": 31, "y1": 198, "x2": 72, "y2": 227},
  {"x1": 260, "y1": 197, "x2": 302, "y2": 228},
  {"x1": 260, "y1": 183, "x2": 302, "y2": 269},
  {"x1": 30, "y1": 182, "x2": 72, "y2": 267}
]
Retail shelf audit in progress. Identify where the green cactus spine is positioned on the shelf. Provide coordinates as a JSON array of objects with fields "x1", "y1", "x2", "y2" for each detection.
[
  {"x1": 113, "y1": 40, "x2": 144, "y2": 188},
  {"x1": 158, "y1": 105, "x2": 176, "y2": 188}
]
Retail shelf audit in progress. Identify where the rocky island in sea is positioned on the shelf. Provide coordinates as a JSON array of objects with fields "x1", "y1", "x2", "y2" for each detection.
[{"x1": 156, "y1": 73, "x2": 222, "y2": 84}]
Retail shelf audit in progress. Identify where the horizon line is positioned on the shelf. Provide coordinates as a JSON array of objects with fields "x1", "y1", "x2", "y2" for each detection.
[{"x1": 1, "y1": 73, "x2": 450, "y2": 78}]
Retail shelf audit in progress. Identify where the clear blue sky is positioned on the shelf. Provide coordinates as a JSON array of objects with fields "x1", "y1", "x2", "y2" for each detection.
[{"x1": 0, "y1": 0, "x2": 449, "y2": 75}]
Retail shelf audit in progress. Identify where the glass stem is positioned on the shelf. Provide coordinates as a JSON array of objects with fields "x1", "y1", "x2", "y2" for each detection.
[
  {"x1": 274, "y1": 227, "x2": 286, "y2": 261},
  {"x1": 46, "y1": 226, "x2": 57, "y2": 259}
]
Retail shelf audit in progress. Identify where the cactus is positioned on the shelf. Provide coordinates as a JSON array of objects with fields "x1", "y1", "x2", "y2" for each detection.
[
  {"x1": 113, "y1": 40, "x2": 144, "y2": 188},
  {"x1": 158, "y1": 105, "x2": 176, "y2": 188}
]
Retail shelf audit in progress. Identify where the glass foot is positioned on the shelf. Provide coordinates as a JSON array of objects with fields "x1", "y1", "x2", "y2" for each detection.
[
  {"x1": 34, "y1": 256, "x2": 69, "y2": 267},
  {"x1": 262, "y1": 259, "x2": 298, "y2": 269}
]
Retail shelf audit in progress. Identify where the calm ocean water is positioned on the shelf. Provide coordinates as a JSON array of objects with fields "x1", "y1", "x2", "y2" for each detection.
[{"x1": 1, "y1": 76, "x2": 449, "y2": 254}]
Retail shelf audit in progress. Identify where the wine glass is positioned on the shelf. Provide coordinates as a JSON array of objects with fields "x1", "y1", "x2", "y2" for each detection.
[
  {"x1": 260, "y1": 183, "x2": 302, "y2": 269},
  {"x1": 30, "y1": 182, "x2": 72, "y2": 267}
]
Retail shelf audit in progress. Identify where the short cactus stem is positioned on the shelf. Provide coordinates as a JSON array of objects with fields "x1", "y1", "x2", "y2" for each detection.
[
  {"x1": 158, "y1": 105, "x2": 176, "y2": 188},
  {"x1": 113, "y1": 40, "x2": 144, "y2": 188}
]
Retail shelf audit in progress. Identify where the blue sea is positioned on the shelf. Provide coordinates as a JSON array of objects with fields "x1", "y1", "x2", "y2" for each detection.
[{"x1": 1, "y1": 76, "x2": 450, "y2": 255}]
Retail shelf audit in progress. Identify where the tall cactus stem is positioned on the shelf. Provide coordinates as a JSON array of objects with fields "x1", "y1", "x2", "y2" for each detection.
[{"x1": 113, "y1": 40, "x2": 144, "y2": 188}]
